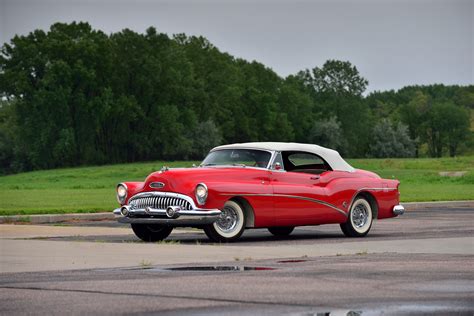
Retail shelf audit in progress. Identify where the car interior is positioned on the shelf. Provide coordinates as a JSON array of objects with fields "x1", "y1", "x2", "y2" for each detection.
[{"x1": 281, "y1": 151, "x2": 332, "y2": 175}]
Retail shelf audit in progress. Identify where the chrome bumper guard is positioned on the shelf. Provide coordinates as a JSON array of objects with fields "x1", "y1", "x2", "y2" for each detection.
[{"x1": 393, "y1": 204, "x2": 405, "y2": 216}]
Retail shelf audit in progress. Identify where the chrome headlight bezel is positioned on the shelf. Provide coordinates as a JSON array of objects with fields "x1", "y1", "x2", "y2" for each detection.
[
  {"x1": 116, "y1": 183, "x2": 128, "y2": 204},
  {"x1": 195, "y1": 183, "x2": 208, "y2": 206}
]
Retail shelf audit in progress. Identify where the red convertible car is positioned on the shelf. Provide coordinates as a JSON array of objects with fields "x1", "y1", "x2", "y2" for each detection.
[{"x1": 114, "y1": 142, "x2": 404, "y2": 242}]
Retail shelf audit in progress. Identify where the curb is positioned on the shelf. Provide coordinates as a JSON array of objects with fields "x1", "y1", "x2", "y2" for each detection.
[
  {"x1": 403, "y1": 200, "x2": 474, "y2": 210},
  {"x1": 0, "y1": 212, "x2": 114, "y2": 224},
  {"x1": 1, "y1": 201, "x2": 473, "y2": 224}
]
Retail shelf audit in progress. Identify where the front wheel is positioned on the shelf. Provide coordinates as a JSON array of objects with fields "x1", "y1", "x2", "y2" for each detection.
[
  {"x1": 131, "y1": 224, "x2": 173, "y2": 242},
  {"x1": 268, "y1": 226, "x2": 294, "y2": 237},
  {"x1": 204, "y1": 200, "x2": 246, "y2": 242},
  {"x1": 340, "y1": 197, "x2": 373, "y2": 237}
]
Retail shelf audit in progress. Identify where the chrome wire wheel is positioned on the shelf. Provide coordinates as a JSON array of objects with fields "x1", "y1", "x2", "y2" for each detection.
[
  {"x1": 204, "y1": 200, "x2": 246, "y2": 242},
  {"x1": 351, "y1": 203, "x2": 369, "y2": 229},
  {"x1": 340, "y1": 197, "x2": 373, "y2": 237},
  {"x1": 216, "y1": 206, "x2": 239, "y2": 233},
  {"x1": 350, "y1": 198, "x2": 372, "y2": 234}
]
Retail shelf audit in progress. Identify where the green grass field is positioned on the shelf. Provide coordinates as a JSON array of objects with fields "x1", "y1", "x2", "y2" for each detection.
[{"x1": 0, "y1": 157, "x2": 473, "y2": 215}]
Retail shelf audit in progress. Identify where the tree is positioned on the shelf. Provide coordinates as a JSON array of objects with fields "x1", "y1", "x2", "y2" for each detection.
[
  {"x1": 0, "y1": 100, "x2": 17, "y2": 173},
  {"x1": 1, "y1": 22, "x2": 472, "y2": 174},
  {"x1": 309, "y1": 116, "x2": 346, "y2": 152},
  {"x1": 369, "y1": 119, "x2": 416, "y2": 158},
  {"x1": 443, "y1": 105, "x2": 470, "y2": 157},
  {"x1": 188, "y1": 120, "x2": 223, "y2": 158},
  {"x1": 278, "y1": 75, "x2": 313, "y2": 142},
  {"x1": 305, "y1": 60, "x2": 368, "y2": 96},
  {"x1": 399, "y1": 90, "x2": 430, "y2": 157},
  {"x1": 0, "y1": 22, "x2": 114, "y2": 169},
  {"x1": 299, "y1": 60, "x2": 371, "y2": 156},
  {"x1": 425, "y1": 102, "x2": 470, "y2": 157}
]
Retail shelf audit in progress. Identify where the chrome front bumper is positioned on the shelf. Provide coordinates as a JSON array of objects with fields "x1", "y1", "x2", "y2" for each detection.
[
  {"x1": 113, "y1": 207, "x2": 221, "y2": 226},
  {"x1": 114, "y1": 208, "x2": 221, "y2": 227},
  {"x1": 393, "y1": 204, "x2": 405, "y2": 216},
  {"x1": 113, "y1": 191, "x2": 221, "y2": 227}
]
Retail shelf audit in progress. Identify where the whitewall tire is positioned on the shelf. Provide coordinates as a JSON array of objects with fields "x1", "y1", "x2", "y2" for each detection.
[
  {"x1": 204, "y1": 200, "x2": 246, "y2": 242},
  {"x1": 340, "y1": 197, "x2": 373, "y2": 237}
]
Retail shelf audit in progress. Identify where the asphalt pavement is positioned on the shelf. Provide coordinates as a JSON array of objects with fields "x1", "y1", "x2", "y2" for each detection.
[{"x1": 0, "y1": 205, "x2": 473, "y2": 315}]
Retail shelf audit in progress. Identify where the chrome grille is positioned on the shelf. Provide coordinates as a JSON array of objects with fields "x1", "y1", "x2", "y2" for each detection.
[{"x1": 129, "y1": 195, "x2": 192, "y2": 210}]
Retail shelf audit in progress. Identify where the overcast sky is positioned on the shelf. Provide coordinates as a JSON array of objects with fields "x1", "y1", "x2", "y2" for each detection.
[{"x1": 0, "y1": 0, "x2": 472, "y2": 92}]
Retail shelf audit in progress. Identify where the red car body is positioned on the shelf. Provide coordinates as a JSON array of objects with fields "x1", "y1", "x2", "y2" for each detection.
[{"x1": 114, "y1": 142, "x2": 404, "y2": 242}]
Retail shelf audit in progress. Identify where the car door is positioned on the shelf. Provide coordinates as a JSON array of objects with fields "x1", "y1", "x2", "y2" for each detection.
[{"x1": 270, "y1": 151, "x2": 340, "y2": 226}]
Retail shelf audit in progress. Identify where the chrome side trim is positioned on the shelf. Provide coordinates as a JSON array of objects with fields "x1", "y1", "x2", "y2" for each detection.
[{"x1": 220, "y1": 193, "x2": 347, "y2": 217}]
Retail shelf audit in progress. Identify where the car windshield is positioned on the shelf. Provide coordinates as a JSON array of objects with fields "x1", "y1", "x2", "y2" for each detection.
[{"x1": 201, "y1": 149, "x2": 272, "y2": 168}]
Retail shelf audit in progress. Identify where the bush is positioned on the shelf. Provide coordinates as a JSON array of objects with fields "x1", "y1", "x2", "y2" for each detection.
[{"x1": 369, "y1": 119, "x2": 416, "y2": 158}]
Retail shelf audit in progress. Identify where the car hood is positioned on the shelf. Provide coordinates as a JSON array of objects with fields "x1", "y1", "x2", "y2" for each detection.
[{"x1": 142, "y1": 167, "x2": 266, "y2": 193}]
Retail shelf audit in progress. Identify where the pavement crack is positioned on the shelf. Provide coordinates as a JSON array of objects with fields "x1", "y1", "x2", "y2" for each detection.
[{"x1": 0, "y1": 285, "x2": 314, "y2": 308}]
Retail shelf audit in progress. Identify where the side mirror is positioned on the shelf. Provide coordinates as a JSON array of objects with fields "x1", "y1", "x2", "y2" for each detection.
[{"x1": 274, "y1": 162, "x2": 282, "y2": 170}]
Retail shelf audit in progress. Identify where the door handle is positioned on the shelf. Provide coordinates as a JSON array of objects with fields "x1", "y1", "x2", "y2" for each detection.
[{"x1": 310, "y1": 175, "x2": 320, "y2": 180}]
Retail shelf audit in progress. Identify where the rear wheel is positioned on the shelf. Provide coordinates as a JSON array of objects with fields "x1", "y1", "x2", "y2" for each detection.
[
  {"x1": 204, "y1": 200, "x2": 246, "y2": 242},
  {"x1": 340, "y1": 197, "x2": 373, "y2": 237},
  {"x1": 131, "y1": 224, "x2": 173, "y2": 242},
  {"x1": 268, "y1": 226, "x2": 294, "y2": 237}
]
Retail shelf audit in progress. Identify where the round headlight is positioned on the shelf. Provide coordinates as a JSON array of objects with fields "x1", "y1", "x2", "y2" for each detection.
[
  {"x1": 195, "y1": 183, "x2": 208, "y2": 205},
  {"x1": 116, "y1": 183, "x2": 128, "y2": 204}
]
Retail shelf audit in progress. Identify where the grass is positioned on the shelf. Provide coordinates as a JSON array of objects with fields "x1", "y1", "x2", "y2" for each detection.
[
  {"x1": 139, "y1": 260, "x2": 153, "y2": 268},
  {"x1": 0, "y1": 157, "x2": 472, "y2": 216},
  {"x1": 348, "y1": 156, "x2": 474, "y2": 202}
]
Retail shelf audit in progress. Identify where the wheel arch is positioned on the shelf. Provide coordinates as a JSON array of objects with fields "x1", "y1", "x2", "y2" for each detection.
[
  {"x1": 229, "y1": 196, "x2": 255, "y2": 228},
  {"x1": 354, "y1": 191, "x2": 379, "y2": 220}
]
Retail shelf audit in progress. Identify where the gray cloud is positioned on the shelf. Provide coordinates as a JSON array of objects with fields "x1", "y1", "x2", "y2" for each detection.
[{"x1": 1, "y1": 0, "x2": 472, "y2": 92}]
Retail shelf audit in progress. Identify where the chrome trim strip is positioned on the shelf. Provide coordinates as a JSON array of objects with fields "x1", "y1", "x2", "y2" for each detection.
[{"x1": 220, "y1": 193, "x2": 347, "y2": 217}]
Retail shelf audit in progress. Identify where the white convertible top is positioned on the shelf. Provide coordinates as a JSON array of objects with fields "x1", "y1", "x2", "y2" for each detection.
[{"x1": 212, "y1": 142, "x2": 355, "y2": 172}]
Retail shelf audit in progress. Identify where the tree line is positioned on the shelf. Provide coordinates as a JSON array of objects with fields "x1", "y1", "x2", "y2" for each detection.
[{"x1": 0, "y1": 22, "x2": 472, "y2": 174}]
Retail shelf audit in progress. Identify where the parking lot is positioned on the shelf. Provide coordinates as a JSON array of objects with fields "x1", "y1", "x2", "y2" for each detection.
[{"x1": 1, "y1": 205, "x2": 473, "y2": 315}]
